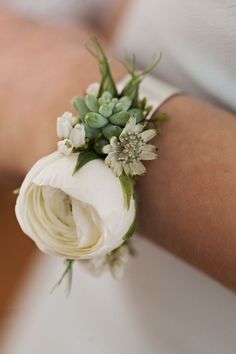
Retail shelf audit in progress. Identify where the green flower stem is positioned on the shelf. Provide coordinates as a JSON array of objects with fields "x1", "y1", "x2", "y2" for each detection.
[{"x1": 50, "y1": 259, "x2": 74, "y2": 296}]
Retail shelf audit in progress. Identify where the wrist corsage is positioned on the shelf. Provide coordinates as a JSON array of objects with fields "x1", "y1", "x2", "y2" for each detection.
[{"x1": 15, "y1": 38, "x2": 170, "y2": 294}]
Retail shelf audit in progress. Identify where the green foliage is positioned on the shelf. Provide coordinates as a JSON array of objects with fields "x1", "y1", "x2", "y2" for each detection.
[
  {"x1": 86, "y1": 37, "x2": 117, "y2": 97},
  {"x1": 120, "y1": 54, "x2": 162, "y2": 106},
  {"x1": 84, "y1": 124, "x2": 100, "y2": 140},
  {"x1": 72, "y1": 97, "x2": 89, "y2": 121},
  {"x1": 114, "y1": 96, "x2": 132, "y2": 112},
  {"x1": 152, "y1": 112, "x2": 171, "y2": 135},
  {"x1": 109, "y1": 111, "x2": 130, "y2": 127},
  {"x1": 85, "y1": 112, "x2": 108, "y2": 128},
  {"x1": 73, "y1": 150, "x2": 101, "y2": 175},
  {"x1": 94, "y1": 138, "x2": 109, "y2": 155},
  {"x1": 85, "y1": 95, "x2": 99, "y2": 112},
  {"x1": 119, "y1": 172, "x2": 134, "y2": 210},
  {"x1": 102, "y1": 124, "x2": 122, "y2": 140},
  {"x1": 122, "y1": 192, "x2": 138, "y2": 241},
  {"x1": 50, "y1": 259, "x2": 74, "y2": 297},
  {"x1": 128, "y1": 108, "x2": 143, "y2": 123},
  {"x1": 99, "y1": 103, "x2": 113, "y2": 117}
]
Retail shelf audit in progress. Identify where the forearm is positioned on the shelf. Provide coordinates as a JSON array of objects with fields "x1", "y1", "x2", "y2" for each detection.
[
  {"x1": 137, "y1": 95, "x2": 236, "y2": 290},
  {"x1": 0, "y1": 9, "x2": 125, "y2": 173}
]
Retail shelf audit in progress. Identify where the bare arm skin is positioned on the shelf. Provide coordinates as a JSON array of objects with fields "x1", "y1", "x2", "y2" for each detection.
[
  {"x1": 138, "y1": 95, "x2": 236, "y2": 290},
  {"x1": 0, "y1": 8, "x2": 125, "y2": 173},
  {"x1": 0, "y1": 9, "x2": 235, "y2": 290}
]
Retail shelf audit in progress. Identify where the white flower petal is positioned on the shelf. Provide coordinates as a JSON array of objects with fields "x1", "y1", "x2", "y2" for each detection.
[
  {"x1": 122, "y1": 116, "x2": 136, "y2": 135},
  {"x1": 123, "y1": 163, "x2": 132, "y2": 176},
  {"x1": 103, "y1": 144, "x2": 112, "y2": 154},
  {"x1": 110, "y1": 136, "x2": 118, "y2": 148},
  {"x1": 113, "y1": 161, "x2": 123, "y2": 177},
  {"x1": 86, "y1": 82, "x2": 100, "y2": 96},
  {"x1": 57, "y1": 139, "x2": 73, "y2": 155},
  {"x1": 56, "y1": 116, "x2": 73, "y2": 139},
  {"x1": 15, "y1": 153, "x2": 136, "y2": 259},
  {"x1": 134, "y1": 123, "x2": 144, "y2": 134},
  {"x1": 141, "y1": 144, "x2": 156, "y2": 152},
  {"x1": 141, "y1": 129, "x2": 157, "y2": 142},
  {"x1": 69, "y1": 124, "x2": 85, "y2": 148},
  {"x1": 140, "y1": 150, "x2": 157, "y2": 160},
  {"x1": 130, "y1": 161, "x2": 146, "y2": 176}
]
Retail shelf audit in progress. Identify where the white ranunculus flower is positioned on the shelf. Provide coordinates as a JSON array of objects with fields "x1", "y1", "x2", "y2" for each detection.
[{"x1": 15, "y1": 152, "x2": 135, "y2": 260}]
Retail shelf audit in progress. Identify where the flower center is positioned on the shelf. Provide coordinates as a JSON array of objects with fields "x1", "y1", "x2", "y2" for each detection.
[{"x1": 118, "y1": 133, "x2": 144, "y2": 163}]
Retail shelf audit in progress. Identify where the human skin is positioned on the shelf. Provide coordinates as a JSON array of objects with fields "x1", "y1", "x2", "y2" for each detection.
[
  {"x1": 0, "y1": 9, "x2": 235, "y2": 290},
  {"x1": 0, "y1": 8, "x2": 125, "y2": 173},
  {"x1": 137, "y1": 96, "x2": 236, "y2": 290}
]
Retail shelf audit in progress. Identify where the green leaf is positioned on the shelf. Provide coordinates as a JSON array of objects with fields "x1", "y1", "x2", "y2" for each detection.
[
  {"x1": 122, "y1": 193, "x2": 138, "y2": 242},
  {"x1": 85, "y1": 112, "x2": 108, "y2": 128},
  {"x1": 84, "y1": 124, "x2": 100, "y2": 140},
  {"x1": 109, "y1": 111, "x2": 130, "y2": 127},
  {"x1": 128, "y1": 108, "x2": 144, "y2": 123},
  {"x1": 152, "y1": 113, "x2": 171, "y2": 135},
  {"x1": 153, "y1": 113, "x2": 171, "y2": 122},
  {"x1": 87, "y1": 37, "x2": 117, "y2": 97},
  {"x1": 114, "y1": 96, "x2": 132, "y2": 112},
  {"x1": 72, "y1": 97, "x2": 89, "y2": 121},
  {"x1": 50, "y1": 259, "x2": 74, "y2": 297},
  {"x1": 73, "y1": 150, "x2": 101, "y2": 175},
  {"x1": 99, "y1": 103, "x2": 113, "y2": 117},
  {"x1": 102, "y1": 123, "x2": 122, "y2": 140},
  {"x1": 85, "y1": 95, "x2": 99, "y2": 112},
  {"x1": 120, "y1": 54, "x2": 162, "y2": 105},
  {"x1": 93, "y1": 138, "x2": 109, "y2": 155},
  {"x1": 119, "y1": 172, "x2": 134, "y2": 210}
]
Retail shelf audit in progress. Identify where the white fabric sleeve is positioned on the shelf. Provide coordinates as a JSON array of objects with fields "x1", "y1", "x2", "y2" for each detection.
[{"x1": 117, "y1": 74, "x2": 181, "y2": 115}]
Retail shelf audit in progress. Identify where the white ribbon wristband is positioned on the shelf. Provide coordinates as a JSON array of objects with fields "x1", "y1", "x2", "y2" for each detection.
[{"x1": 118, "y1": 74, "x2": 181, "y2": 116}]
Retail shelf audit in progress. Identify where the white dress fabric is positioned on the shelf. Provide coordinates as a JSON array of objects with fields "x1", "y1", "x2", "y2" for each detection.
[
  {"x1": 1, "y1": 237, "x2": 236, "y2": 354},
  {"x1": 114, "y1": 0, "x2": 236, "y2": 112},
  {"x1": 1, "y1": 1, "x2": 236, "y2": 353}
]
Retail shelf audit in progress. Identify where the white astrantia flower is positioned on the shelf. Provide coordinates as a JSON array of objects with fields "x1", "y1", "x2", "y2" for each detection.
[
  {"x1": 15, "y1": 153, "x2": 135, "y2": 260},
  {"x1": 103, "y1": 117, "x2": 157, "y2": 177},
  {"x1": 57, "y1": 139, "x2": 74, "y2": 155},
  {"x1": 86, "y1": 82, "x2": 100, "y2": 96},
  {"x1": 56, "y1": 112, "x2": 74, "y2": 139},
  {"x1": 69, "y1": 124, "x2": 85, "y2": 148}
]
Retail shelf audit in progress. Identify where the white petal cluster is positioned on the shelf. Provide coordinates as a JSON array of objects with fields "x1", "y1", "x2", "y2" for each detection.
[
  {"x1": 103, "y1": 117, "x2": 157, "y2": 177},
  {"x1": 15, "y1": 154, "x2": 136, "y2": 260},
  {"x1": 70, "y1": 124, "x2": 86, "y2": 148},
  {"x1": 56, "y1": 112, "x2": 85, "y2": 155},
  {"x1": 56, "y1": 112, "x2": 74, "y2": 139}
]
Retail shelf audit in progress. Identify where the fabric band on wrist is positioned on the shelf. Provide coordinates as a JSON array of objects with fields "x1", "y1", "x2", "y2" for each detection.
[{"x1": 118, "y1": 74, "x2": 181, "y2": 116}]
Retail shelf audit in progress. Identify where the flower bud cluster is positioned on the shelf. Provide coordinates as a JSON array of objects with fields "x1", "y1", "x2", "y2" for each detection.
[{"x1": 56, "y1": 112, "x2": 85, "y2": 155}]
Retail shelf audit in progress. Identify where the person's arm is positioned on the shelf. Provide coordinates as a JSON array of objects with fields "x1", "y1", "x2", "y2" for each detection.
[
  {"x1": 1, "y1": 9, "x2": 236, "y2": 291},
  {"x1": 137, "y1": 95, "x2": 236, "y2": 290},
  {"x1": 0, "y1": 8, "x2": 125, "y2": 173}
]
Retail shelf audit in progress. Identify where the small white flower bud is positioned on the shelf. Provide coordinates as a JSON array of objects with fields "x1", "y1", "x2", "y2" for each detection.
[
  {"x1": 57, "y1": 139, "x2": 73, "y2": 155},
  {"x1": 69, "y1": 124, "x2": 85, "y2": 148},
  {"x1": 56, "y1": 112, "x2": 74, "y2": 138},
  {"x1": 86, "y1": 82, "x2": 100, "y2": 96}
]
